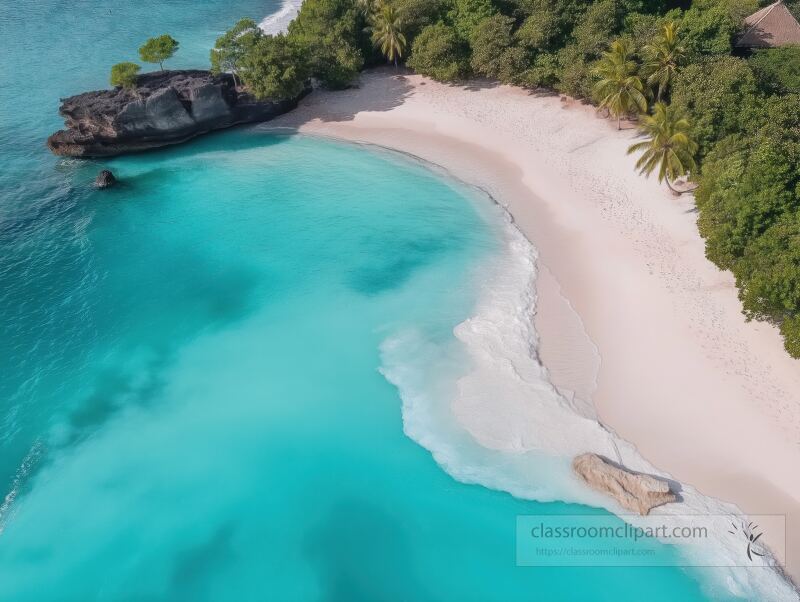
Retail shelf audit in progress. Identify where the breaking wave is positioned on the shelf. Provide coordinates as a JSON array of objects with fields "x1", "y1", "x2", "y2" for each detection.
[
  {"x1": 379, "y1": 179, "x2": 799, "y2": 602},
  {"x1": 259, "y1": 0, "x2": 302, "y2": 34}
]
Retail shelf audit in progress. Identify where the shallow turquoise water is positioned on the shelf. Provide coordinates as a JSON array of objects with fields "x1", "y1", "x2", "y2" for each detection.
[
  {"x1": 0, "y1": 1, "x2": 745, "y2": 600},
  {"x1": 0, "y1": 129, "x2": 734, "y2": 601}
]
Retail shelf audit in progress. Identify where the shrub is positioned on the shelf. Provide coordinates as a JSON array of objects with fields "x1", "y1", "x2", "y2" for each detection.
[
  {"x1": 393, "y1": 0, "x2": 448, "y2": 41},
  {"x1": 781, "y1": 315, "x2": 800, "y2": 358},
  {"x1": 515, "y1": 1, "x2": 564, "y2": 51},
  {"x1": 110, "y1": 62, "x2": 141, "y2": 89},
  {"x1": 735, "y1": 212, "x2": 800, "y2": 323},
  {"x1": 408, "y1": 23, "x2": 472, "y2": 81},
  {"x1": 210, "y1": 18, "x2": 262, "y2": 86},
  {"x1": 519, "y1": 52, "x2": 562, "y2": 88},
  {"x1": 240, "y1": 34, "x2": 310, "y2": 99},
  {"x1": 678, "y1": 0, "x2": 757, "y2": 59},
  {"x1": 470, "y1": 14, "x2": 526, "y2": 82},
  {"x1": 749, "y1": 46, "x2": 800, "y2": 95},
  {"x1": 288, "y1": 0, "x2": 364, "y2": 88},
  {"x1": 671, "y1": 56, "x2": 760, "y2": 159},
  {"x1": 138, "y1": 35, "x2": 179, "y2": 71},
  {"x1": 448, "y1": 0, "x2": 497, "y2": 40}
]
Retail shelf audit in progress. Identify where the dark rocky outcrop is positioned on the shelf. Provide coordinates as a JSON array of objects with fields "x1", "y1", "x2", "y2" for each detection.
[
  {"x1": 48, "y1": 70, "x2": 307, "y2": 158},
  {"x1": 95, "y1": 169, "x2": 116, "y2": 188}
]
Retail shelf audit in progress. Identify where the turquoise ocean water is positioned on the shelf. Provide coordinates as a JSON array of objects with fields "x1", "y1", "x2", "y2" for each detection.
[{"x1": 0, "y1": 1, "x2": 750, "y2": 600}]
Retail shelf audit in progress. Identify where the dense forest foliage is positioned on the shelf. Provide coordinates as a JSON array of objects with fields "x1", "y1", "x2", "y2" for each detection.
[{"x1": 210, "y1": 0, "x2": 800, "y2": 357}]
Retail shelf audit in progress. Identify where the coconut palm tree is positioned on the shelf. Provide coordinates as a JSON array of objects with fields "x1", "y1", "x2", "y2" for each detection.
[
  {"x1": 627, "y1": 102, "x2": 698, "y2": 194},
  {"x1": 368, "y1": 3, "x2": 407, "y2": 67},
  {"x1": 592, "y1": 40, "x2": 648, "y2": 129},
  {"x1": 356, "y1": 0, "x2": 377, "y2": 15},
  {"x1": 642, "y1": 22, "x2": 685, "y2": 102}
]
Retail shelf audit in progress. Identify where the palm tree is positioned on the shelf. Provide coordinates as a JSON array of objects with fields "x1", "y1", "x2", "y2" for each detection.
[
  {"x1": 356, "y1": 0, "x2": 376, "y2": 15},
  {"x1": 642, "y1": 22, "x2": 685, "y2": 102},
  {"x1": 627, "y1": 102, "x2": 698, "y2": 194},
  {"x1": 368, "y1": 3, "x2": 407, "y2": 67},
  {"x1": 592, "y1": 40, "x2": 648, "y2": 130}
]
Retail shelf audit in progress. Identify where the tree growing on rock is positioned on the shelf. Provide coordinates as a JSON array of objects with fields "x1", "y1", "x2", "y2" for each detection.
[
  {"x1": 110, "y1": 62, "x2": 141, "y2": 90},
  {"x1": 139, "y1": 35, "x2": 179, "y2": 71},
  {"x1": 210, "y1": 18, "x2": 262, "y2": 87}
]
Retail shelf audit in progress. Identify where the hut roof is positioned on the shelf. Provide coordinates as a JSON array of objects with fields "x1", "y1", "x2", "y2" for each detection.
[{"x1": 736, "y1": 1, "x2": 800, "y2": 48}]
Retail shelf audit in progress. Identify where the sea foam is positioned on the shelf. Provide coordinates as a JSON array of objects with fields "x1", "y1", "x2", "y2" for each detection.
[
  {"x1": 259, "y1": 0, "x2": 303, "y2": 34},
  {"x1": 379, "y1": 186, "x2": 799, "y2": 602}
]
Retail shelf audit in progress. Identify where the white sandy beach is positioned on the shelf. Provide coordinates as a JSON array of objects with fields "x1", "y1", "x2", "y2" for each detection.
[{"x1": 268, "y1": 68, "x2": 800, "y2": 588}]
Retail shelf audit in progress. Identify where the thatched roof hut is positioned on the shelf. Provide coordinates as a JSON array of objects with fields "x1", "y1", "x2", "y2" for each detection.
[{"x1": 736, "y1": 1, "x2": 800, "y2": 48}]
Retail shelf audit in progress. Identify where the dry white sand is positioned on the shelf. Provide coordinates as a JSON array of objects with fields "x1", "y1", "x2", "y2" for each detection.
[{"x1": 268, "y1": 68, "x2": 800, "y2": 585}]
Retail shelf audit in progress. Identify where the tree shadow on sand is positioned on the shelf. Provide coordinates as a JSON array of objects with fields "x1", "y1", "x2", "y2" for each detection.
[
  {"x1": 261, "y1": 67, "x2": 559, "y2": 128},
  {"x1": 275, "y1": 67, "x2": 417, "y2": 125}
]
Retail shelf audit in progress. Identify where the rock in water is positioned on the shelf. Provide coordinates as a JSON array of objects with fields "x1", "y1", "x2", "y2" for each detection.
[
  {"x1": 572, "y1": 453, "x2": 677, "y2": 515},
  {"x1": 47, "y1": 70, "x2": 309, "y2": 158},
  {"x1": 95, "y1": 170, "x2": 116, "y2": 188}
]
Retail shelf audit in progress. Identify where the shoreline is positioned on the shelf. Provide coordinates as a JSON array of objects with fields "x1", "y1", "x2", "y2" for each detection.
[
  {"x1": 266, "y1": 68, "x2": 800, "y2": 592},
  {"x1": 258, "y1": 0, "x2": 302, "y2": 33}
]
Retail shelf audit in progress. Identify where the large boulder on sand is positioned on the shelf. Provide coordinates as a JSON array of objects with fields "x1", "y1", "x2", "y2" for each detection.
[{"x1": 572, "y1": 453, "x2": 677, "y2": 515}]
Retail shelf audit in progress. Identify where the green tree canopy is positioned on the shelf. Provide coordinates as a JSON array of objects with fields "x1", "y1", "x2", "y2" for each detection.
[
  {"x1": 393, "y1": 0, "x2": 447, "y2": 41},
  {"x1": 139, "y1": 35, "x2": 179, "y2": 71},
  {"x1": 556, "y1": 0, "x2": 625, "y2": 97},
  {"x1": 210, "y1": 18, "x2": 262, "y2": 86},
  {"x1": 110, "y1": 62, "x2": 141, "y2": 89},
  {"x1": 449, "y1": 0, "x2": 497, "y2": 40},
  {"x1": 735, "y1": 212, "x2": 800, "y2": 323},
  {"x1": 518, "y1": 51, "x2": 561, "y2": 88},
  {"x1": 695, "y1": 95, "x2": 800, "y2": 269},
  {"x1": 781, "y1": 315, "x2": 800, "y2": 358},
  {"x1": 570, "y1": 0, "x2": 624, "y2": 56},
  {"x1": 678, "y1": 0, "x2": 756, "y2": 59},
  {"x1": 470, "y1": 14, "x2": 525, "y2": 82},
  {"x1": 287, "y1": 0, "x2": 364, "y2": 89},
  {"x1": 407, "y1": 23, "x2": 471, "y2": 81},
  {"x1": 671, "y1": 55, "x2": 760, "y2": 158},
  {"x1": 239, "y1": 33, "x2": 309, "y2": 99},
  {"x1": 515, "y1": 0, "x2": 566, "y2": 51},
  {"x1": 749, "y1": 46, "x2": 800, "y2": 95}
]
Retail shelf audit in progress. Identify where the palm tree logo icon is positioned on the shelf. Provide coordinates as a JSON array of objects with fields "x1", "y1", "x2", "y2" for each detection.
[{"x1": 728, "y1": 520, "x2": 765, "y2": 561}]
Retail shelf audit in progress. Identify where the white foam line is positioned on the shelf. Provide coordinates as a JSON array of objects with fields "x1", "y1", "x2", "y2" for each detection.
[
  {"x1": 377, "y1": 181, "x2": 799, "y2": 601},
  {"x1": 0, "y1": 439, "x2": 44, "y2": 535},
  {"x1": 258, "y1": 0, "x2": 303, "y2": 34}
]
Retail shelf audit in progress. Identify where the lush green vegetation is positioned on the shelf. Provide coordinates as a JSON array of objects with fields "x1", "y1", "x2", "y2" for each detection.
[
  {"x1": 592, "y1": 39, "x2": 648, "y2": 129},
  {"x1": 110, "y1": 62, "x2": 141, "y2": 89},
  {"x1": 210, "y1": 18, "x2": 262, "y2": 86},
  {"x1": 139, "y1": 35, "x2": 180, "y2": 71},
  {"x1": 368, "y1": 3, "x2": 408, "y2": 65},
  {"x1": 209, "y1": 0, "x2": 800, "y2": 356},
  {"x1": 627, "y1": 102, "x2": 697, "y2": 193}
]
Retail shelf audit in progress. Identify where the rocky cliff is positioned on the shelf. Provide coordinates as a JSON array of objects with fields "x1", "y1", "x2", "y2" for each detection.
[{"x1": 48, "y1": 70, "x2": 307, "y2": 157}]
